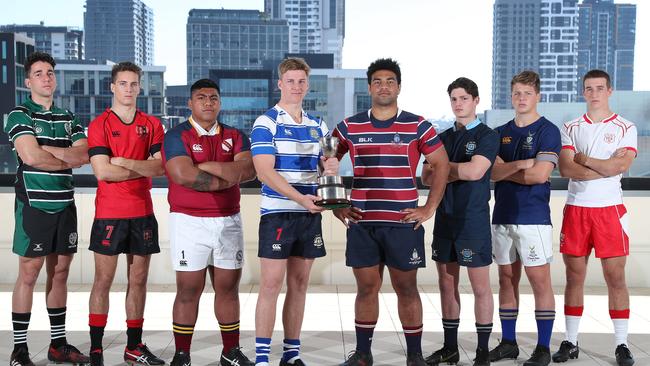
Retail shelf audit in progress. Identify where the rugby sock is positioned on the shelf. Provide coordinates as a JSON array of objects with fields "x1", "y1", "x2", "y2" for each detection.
[
  {"x1": 442, "y1": 318, "x2": 460, "y2": 349},
  {"x1": 12, "y1": 312, "x2": 30, "y2": 352},
  {"x1": 126, "y1": 318, "x2": 144, "y2": 349},
  {"x1": 172, "y1": 322, "x2": 194, "y2": 353},
  {"x1": 48, "y1": 307, "x2": 67, "y2": 348},
  {"x1": 476, "y1": 322, "x2": 493, "y2": 350},
  {"x1": 498, "y1": 308, "x2": 518, "y2": 343},
  {"x1": 403, "y1": 324, "x2": 423, "y2": 354},
  {"x1": 282, "y1": 338, "x2": 300, "y2": 363},
  {"x1": 219, "y1": 320, "x2": 240, "y2": 353},
  {"x1": 89, "y1": 313, "x2": 108, "y2": 352},
  {"x1": 564, "y1": 305, "x2": 583, "y2": 344},
  {"x1": 535, "y1": 309, "x2": 555, "y2": 348},
  {"x1": 255, "y1": 337, "x2": 271, "y2": 365},
  {"x1": 609, "y1": 309, "x2": 630, "y2": 346},
  {"x1": 355, "y1": 319, "x2": 376, "y2": 354}
]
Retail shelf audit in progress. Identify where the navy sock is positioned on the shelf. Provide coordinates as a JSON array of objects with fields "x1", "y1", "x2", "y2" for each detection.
[
  {"x1": 442, "y1": 318, "x2": 460, "y2": 349},
  {"x1": 355, "y1": 319, "x2": 376, "y2": 354},
  {"x1": 476, "y1": 322, "x2": 493, "y2": 350},
  {"x1": 403, "y1": 324, "x2": 423, "y2": 354}
]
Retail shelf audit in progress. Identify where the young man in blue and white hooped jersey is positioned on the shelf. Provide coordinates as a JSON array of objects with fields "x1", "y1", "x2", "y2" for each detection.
[
  {"x1": 489, "y1": 71, "x2": 561, "y2": 366},
  {"x1": 250, "y1": 57, "x2": 339, "y2": 366}
]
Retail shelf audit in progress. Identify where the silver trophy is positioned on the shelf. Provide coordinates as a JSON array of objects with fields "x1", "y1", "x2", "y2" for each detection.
[{"x1": 315, "y1": 136, "x2": 351, "y2": 209}]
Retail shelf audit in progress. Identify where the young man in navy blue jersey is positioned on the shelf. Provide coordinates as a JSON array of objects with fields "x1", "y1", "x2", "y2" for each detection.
[
  {"x1": 489, "y1": 71, "x2": 561, "y2": 366},
  {"x1": 423, "y1": 77, "x2": 499, "y2": 366}
]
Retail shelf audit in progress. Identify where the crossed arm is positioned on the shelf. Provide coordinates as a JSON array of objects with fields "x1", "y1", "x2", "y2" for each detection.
[
  {"x1": 14, "y1": 135, "x2": 89, "y2": 171},
  {"x1": 166, "y1": 151, "x2": 255, "y2": 192},
  {"x1": 491, "y1": 155, "x2": 554, "y2": 185},
  {"x1": 559, "y1": 147, "x2": 634, "y2": 180},
  {"x1": 91, "y1": 152, "x2": 165, "y2": 182}
]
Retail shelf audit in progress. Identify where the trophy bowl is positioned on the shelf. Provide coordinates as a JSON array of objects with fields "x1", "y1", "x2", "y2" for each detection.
[{"x1": 315, "y1": 136, "x2": 351, "y2": 209}]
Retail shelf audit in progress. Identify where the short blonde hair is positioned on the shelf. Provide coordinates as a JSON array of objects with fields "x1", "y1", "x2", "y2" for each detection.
[{"x1": 278, "y1": 57, "x2": 311, "y2": 78}]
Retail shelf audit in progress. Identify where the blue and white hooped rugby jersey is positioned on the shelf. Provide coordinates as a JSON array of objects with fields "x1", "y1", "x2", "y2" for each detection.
[{"x1": 250, "y1": 105, "x2": 329, "y2": 215}]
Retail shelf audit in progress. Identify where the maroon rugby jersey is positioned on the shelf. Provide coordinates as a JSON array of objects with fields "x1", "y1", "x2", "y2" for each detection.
[{"x1": 162, "y1": 120, "x2": 250, "y2": 217}]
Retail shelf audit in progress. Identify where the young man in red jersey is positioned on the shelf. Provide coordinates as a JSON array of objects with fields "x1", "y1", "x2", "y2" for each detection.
[
  {"x1": 163, "y1": 79, "x2": 256, "y2": 366},
  {"x1": 87, "y1": 61, "x2": 166, "y2": 366}
]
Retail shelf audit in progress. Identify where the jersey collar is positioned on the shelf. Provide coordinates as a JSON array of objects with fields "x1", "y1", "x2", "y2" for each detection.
[
  {"x1": 189, "y1": 116, "x2": 220, "y2": 136},
  {"x1": 583, "y1": 113, "x2": 618, "y2": 124},
  {"x1": 454, "y1": 117, "x2": 481, "y2": 131}
]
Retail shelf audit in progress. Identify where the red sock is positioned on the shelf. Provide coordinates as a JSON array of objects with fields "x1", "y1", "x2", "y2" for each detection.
[
  {"x1": 173, "y1": 323, "x2": 194, "y2": 353},
  {"x1": 219, "y1": 321, "x2": 240, "y2": 353}
]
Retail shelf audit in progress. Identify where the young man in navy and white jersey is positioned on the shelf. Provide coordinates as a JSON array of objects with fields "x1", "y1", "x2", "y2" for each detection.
[
  {"x1": 163, "y1": 79, "x2": 256, "y2": 366},
  {"x1": 332, "y1": 58, "x2": 450, "y2": 366},
  {"x1": 250, "y1": 57, "x2": 339, "y2": 366},
  {"x1": 488, "y1": 71, "x2": 561, "y2": 366},
  {"x1": 5, "y1": 51, "x2": 90, "y2": 366},
  {"x1": 422, "y1": 77, "x2": 499, "y2": 366},
  {"x1": 554, "y1": 70, "x2": 637, "y2": 366},
  {"x1": 87, "y1": 61, "x2": 166, "y2": 366}
]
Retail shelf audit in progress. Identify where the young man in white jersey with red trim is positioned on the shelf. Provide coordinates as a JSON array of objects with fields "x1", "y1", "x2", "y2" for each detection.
[{"x1": 554, "y1": 69, "x2": 636, "y2": 366}]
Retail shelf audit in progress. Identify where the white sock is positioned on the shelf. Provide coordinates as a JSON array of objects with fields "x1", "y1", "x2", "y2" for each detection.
[
  {"x1": 565, "y1": 315, "x2": 581, "y2": 344},
  {"x1": 612, "y1": 318, "x2": 628, "y2": 346}
]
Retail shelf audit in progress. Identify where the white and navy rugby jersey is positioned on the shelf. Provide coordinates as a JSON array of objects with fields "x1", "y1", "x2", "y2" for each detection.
[
  {"x1": 332, "y1": 109, "x2": 442, "y2": 226},
  {"x1": 250, "y1": 105, "x2": 328, "y2": 215}
]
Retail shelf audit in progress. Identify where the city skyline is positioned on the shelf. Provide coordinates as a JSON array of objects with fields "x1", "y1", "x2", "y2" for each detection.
[{"x1": 2, "y1": 0, "x2": 649, "y2": 120}]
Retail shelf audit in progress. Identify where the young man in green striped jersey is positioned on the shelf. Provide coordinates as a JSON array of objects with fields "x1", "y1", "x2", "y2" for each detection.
[{"x1": 4, "y1": 52, "x2": 90, "y2": 366}]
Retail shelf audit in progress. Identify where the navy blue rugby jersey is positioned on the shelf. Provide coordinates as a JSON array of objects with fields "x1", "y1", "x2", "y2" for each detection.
[
  {"x1": 492, "y1": 117, "x2": 561, "y2": 225},
  {"x1": 436, "y1": 118, "x2": 499, "y2": 220}
]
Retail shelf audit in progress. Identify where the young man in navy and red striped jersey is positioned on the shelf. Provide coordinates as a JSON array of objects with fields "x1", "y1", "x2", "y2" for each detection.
[
  {"x1": 489, "y1": 71, "x2": 561, "y2": 366},
  {"x1": 162, "y1": 79, "x2": 256, "y2": 366},
  {"x1": 422, "y1": 77, "x2": 499, "y2": 366},
  {"x1": 332, "y1": 58, "x2": 450, "y2": 366},
  {"x1": 87, "y1": 61, "x2": 166, "y2": 366}
]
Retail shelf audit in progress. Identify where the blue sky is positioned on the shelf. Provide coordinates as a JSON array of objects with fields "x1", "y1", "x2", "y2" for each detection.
[{"x1": 2, "y1": 0, "x2": 648, "y2": 119}]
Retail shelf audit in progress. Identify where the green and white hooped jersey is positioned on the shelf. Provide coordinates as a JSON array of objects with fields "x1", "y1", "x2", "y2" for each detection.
[{"x1": 4, "y1": 97, "x2": 86, "y2": 213}]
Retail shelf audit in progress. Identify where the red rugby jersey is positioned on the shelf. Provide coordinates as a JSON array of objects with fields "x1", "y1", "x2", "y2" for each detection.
[{"x1": 88, "y1": 109, "x2": 164, "y2": 219}]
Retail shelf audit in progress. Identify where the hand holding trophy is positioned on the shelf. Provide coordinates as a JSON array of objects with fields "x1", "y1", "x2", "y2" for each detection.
[{"x1": 315, "y1": 136, "x2": 351, "y2": 209}]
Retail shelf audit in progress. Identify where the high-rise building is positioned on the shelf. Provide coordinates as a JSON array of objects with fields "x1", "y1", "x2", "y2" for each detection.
[
  {"x1": 84, "y1": 0, "x2": 154, "y2": 65},
  {"x1": 539, "y1": 0, "x2": 579, "y2": 103},
  {"x1": 0, "y1": 23, "x2": 83, "y2": 60},
  {"x1": 492, "y1": 0, "x2": 579, "y2": 108},
  {"x1": 0, "y1": 32, "x2": 34, "y2": 173},
  {"x1": 578, "y1": 0, "x2": 636, "y2": 95},
  {"x1": 265, "y1": 0, "x2": 345, "y2": 68},
  {"x1": 186, "y1": 9, "x2": 289, "y2": 83},
  {"x1": 491, "y1": 0, "x2": 541, "y2": 109}
]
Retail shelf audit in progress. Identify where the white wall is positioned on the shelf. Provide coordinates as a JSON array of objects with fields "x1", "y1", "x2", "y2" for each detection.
[{"x1": 1, "y1": 189, "x2": 649, "y2": 288}]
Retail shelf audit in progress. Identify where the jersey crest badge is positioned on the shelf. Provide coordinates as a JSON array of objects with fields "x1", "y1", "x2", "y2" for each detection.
[
  {"x1": 222, "y1": 138, "x2": 233, "y2": 152},
  {"x1": 309, "y1": 128, "x2": 320, "y2": 140},
  {"x1": 604, "y1": 133, "x2": 615, "y2": 144},
  {"x1": 393, "y1": 133, "x2": 402, "y2": 145}
]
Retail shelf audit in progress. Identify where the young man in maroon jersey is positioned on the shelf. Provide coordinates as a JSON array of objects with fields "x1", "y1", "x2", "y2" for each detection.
[
  {"x1": 162, "y1": 79, "x2": 256, "y2": 366},
  {"x1": 87, "y1": 61, "x2": 166, "y2": 366}
]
